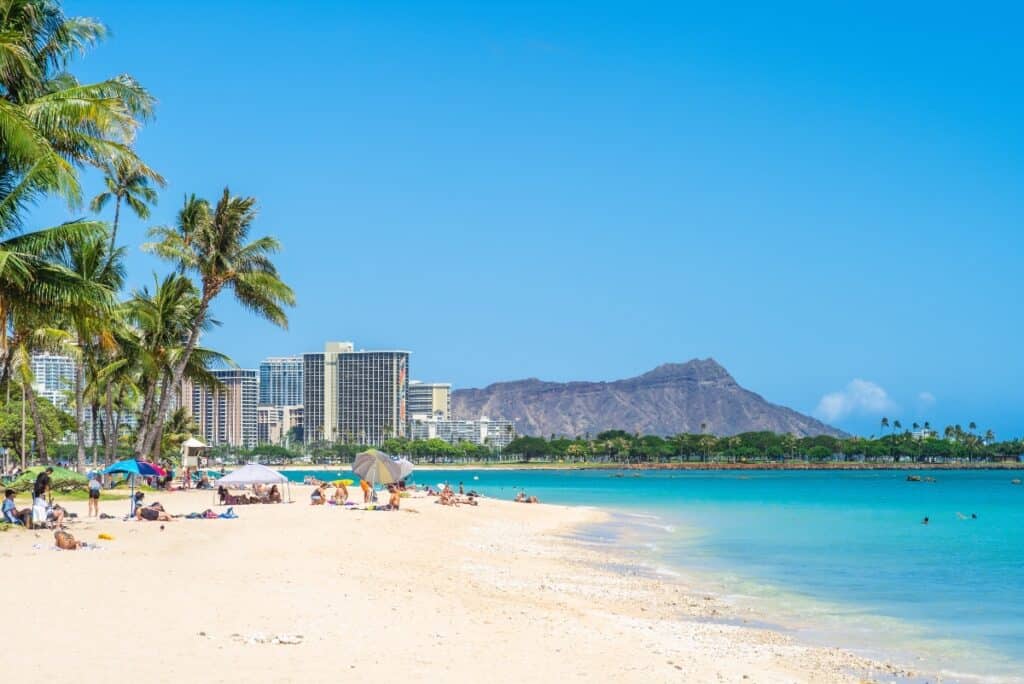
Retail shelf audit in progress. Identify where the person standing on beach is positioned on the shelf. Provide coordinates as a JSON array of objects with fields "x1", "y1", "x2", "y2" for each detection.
[
  {"x1": 87, "y1": 473, "x2": 101, "y2": 517},
  {"x1": 33, "y1": 467, "x2": 53, "y2": 504},
  {"x1": 360, "y1": 478, "x2": 372, "y2": 503}
]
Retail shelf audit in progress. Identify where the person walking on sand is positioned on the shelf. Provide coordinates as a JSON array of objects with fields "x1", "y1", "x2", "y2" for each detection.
[{"x1": 87, "y1": 472, "x2": 101, "y2": 517}]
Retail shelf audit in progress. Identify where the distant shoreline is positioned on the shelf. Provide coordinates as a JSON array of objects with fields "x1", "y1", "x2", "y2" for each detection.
[{"x1": 276, "y1": 461, "x2": 1024, "y2": 472}]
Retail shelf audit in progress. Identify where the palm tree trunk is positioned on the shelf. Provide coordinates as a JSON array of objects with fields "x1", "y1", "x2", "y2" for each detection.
[
  {"x1": 142, "y1": 294, "x2": 211, "y2": 458},
  {"x1": 24, "y1": 382, "x2": 49, "y2": 464},
  {"x1": 144, "y1": 373, "x2": 173, "y2": 460},
  {"x1": 91, "y1": 399, "x2": 100, "y2": 465},
  {"x1": 108, "y1": 196, "x2": 122, "y2": 256},
  {"x1": 134, "y1": 374, "x2": 161, "y2": 455},
  {"x1": 74, "y1": 357, "x2": 86, "y2": 471},
  {"x1": 104, "y1": 385, "x2": 117, "y2": 463}
]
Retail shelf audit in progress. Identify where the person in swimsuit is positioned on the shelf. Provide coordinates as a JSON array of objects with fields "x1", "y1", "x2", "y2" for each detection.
[
  {"x1": 268, "y1": 485, "x2": 282, "y2": 503},
  {"x1": 310, "y1": 483, "x2": 326, "y2": 505},
  {"x1": 54, "y1": 529, "x2": 84, "y2": 550},
  {"x1": 87, "y1": 473, "x2": 101, "y2": 517},
  {"x1": 388, "y1": 485, "x2": 400, "y2": 511},
  {"x1": 136, "y1": 505, "x2": 173, "y2": 522},
  {"x1": 333, "y1": 482, "x2": 348, "y2": 505},
  {"x1": 360, "y1": 478, "x2": 372, "y2": 503}
]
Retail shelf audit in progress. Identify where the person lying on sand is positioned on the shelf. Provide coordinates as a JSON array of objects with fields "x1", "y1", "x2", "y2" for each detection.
[
  {"x1": 136, "y1": 505, "x2": 173, "y2": 522},
  {"x1": 54, "y1": 529, "x2": 85, "y2": 550}
]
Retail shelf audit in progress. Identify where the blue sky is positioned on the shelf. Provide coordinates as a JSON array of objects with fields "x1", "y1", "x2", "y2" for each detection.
[{"x1": 37, "y1": 1, "x2": 1023, "y2": 437}]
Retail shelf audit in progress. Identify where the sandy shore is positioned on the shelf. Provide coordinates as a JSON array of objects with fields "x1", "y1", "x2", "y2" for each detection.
[{"x1": 1, "y1": 486, "x2": 910, "y2": 683}]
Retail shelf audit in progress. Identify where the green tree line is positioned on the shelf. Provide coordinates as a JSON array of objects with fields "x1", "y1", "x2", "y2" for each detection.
[{"x1": 502, "y1": 425, "x2": 1023, "y2": 464}]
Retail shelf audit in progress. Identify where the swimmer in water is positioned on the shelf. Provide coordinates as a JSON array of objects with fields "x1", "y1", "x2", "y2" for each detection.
[{"x1": 922, "y1": 516, "x2": 929, "y2": 525}]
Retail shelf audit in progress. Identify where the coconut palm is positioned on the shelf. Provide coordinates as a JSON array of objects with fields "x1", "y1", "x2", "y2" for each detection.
[
  {"x1": 90, "y1": 157, "x2": 165, "y2": 256},
  {"x1": 61, "y1": 233, "x2": 122, "y2": 469},
  {"x1": 139, "y1": 189, "x2": 295, "y2": 457},
  {"x1": 125, "y1": 272, "x2": 233, "y2": 458},
  {"x1": 0, "y1": 0, "x2": 156, "y2": 217}
]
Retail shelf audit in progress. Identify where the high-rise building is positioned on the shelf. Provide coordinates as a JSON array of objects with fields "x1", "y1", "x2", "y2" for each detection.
[
  {"x1": 408, "y1": 381, "x2": 452, "y2": 420},
  {"x1": 409, "y1": 416, "x2": 515, "y2": 449},
  {"x1": 302, "y1": 352, "x2": 325, "y2": 443},
  {"x1": 322, "y1": 341, "x2": 354, "y2": 442},
  {"x1": 302, "y1": 342, "x2": 411, "y2": 445},
  {"x1": 258, "y1": 404, "x2": 303, "y2": 445},
  {"x1": 30, "y1": 352, "x2": 75, "y2": 411},
  {"x1": 335, "y1": 350, "x2": 410, "y2": 445},
  {"x1": 182, "y1": 369, "x2": 258, "y2": 448},
  {"x1": 259, "y1": 356, "x2": 303, "y2": 407}
]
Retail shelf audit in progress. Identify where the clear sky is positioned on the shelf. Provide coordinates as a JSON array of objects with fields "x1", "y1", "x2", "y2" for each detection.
[{"x1": 37, "y1": 1, "x2": 1024, "y2": 437}]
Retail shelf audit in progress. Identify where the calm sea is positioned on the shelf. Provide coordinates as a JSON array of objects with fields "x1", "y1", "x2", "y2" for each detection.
[{"x1": 284, "y1": 467, "x2": 1024, "y2": 681}]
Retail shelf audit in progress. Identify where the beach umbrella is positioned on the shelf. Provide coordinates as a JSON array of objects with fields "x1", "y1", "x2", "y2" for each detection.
[
  {"x1": 352, "y1": 449, "x2": 402, "y2": 488},
  {"x1": 139, "y1": 462, "x2": 167, "y2": 477},
  {"x1": 395, "y1": 458, "x2": 414, "y2": 480},
  {"x1": 103, "y1": 459, "x2": 161, "y2": 515}
]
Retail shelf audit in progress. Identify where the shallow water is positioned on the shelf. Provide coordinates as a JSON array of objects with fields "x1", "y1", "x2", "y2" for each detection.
[{"x1": 285, "y1": 467, "x2": 1024, "y2": 681}]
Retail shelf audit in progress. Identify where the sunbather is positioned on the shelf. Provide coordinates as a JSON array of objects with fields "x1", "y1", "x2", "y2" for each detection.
[
  {"x1": 54, "y1": 529, "x2": 84, "y2": 550},
  {"x1": 310, "y1": 483, "x2": 327, "y2": 505},
  {"x1": 136, "y1": 505, "x2": 173, "y2": 522},
  {"x1": 268, "y1": 485, "x2": 282, "y2": 503},
  {"x1": 388, "y1": 485, "x2": 400, "y2": 510},
  {"x1": 333, "y1": 482, "x2": 348, "y2": 505}
]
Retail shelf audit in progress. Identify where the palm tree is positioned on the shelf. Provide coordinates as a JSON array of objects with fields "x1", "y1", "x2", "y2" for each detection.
[
  {"x1": 880, "y1": 416, "x2": 889, "y2": 434},
  {"x1": 61, "y1": 233, "x2": 121, "y2": 470},
  {"x1": 0, "y1": 0, "x2": 156, "y2": 218},
  {"x1": 125, "y1": 273, "x2": 230, "y2": 458},
  {"x1": 0, "y1": 220, "x2": 108, "y2": 370},
  {"x1": 90, "y1": 158, "x2": 165, "y2": 256},
  {"x1": 139, "y1": 189, "x2": 295, "y2": 458}
]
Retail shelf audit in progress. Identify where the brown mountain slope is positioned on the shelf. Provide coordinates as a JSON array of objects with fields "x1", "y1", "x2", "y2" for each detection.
[{"x1": 451, "y1": 359, "x2": 845, "y2": 438}]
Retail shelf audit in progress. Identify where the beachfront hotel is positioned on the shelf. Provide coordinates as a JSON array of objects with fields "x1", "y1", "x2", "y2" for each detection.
[
  {"x1": 257, "y1": 404, "x2": 303, "y2": 445},
  {"x1": 29, "y1": 352, "x2": 75, "y2": 411},
  {"x1": 409, "y1": 416, "x2": 516, "y2": 449},
  {"x1": 258, "y1": 355, "x2": 304, "y2": 408},
  {"x1": 181, "y1": 368, "x2": 259, "y2": 448},
  {"x1": 408, "y1": 380, "x2": 452, "y2": 420},
  {"x1": 301, "y1": 341, "x2": 410, "y2": 445}
]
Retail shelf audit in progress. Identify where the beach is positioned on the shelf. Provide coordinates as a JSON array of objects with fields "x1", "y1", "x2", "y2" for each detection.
[{"x1": 0, "y1": 486, "x2": 908, "y2": 683}]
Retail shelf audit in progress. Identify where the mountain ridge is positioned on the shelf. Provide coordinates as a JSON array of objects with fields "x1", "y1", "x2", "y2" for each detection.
[{"x1": 451, "y1": 359, "x2": 846, "y2": 438}]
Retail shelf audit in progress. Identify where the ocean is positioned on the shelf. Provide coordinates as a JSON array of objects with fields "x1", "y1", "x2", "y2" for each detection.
[{"x1": 283, "y1": 467, "x2": 1024, "y2": 681}]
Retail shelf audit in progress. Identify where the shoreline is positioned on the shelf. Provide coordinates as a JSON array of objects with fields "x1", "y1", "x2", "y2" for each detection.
[
  {"x1": 0, "y1": 485, "x2": 914, "y2": 682},
  {"x1": 274, "y1": 461, "x2": 1024, "y2": 472}
]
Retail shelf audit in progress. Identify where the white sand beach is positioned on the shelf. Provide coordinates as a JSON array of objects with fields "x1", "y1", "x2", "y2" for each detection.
[{"x1": 1, "y1": 486, "x2": 910, "y2": 683}]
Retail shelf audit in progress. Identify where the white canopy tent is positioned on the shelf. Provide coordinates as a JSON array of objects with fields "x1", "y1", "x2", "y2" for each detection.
[{"x1": 216, "y1": 463, "x2": 291, "y2": 503}]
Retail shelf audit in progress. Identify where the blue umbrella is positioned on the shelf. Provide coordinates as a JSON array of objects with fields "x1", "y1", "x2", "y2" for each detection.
[{"x1": 103, "y1": 459, "x2": 160, "y2": 515}]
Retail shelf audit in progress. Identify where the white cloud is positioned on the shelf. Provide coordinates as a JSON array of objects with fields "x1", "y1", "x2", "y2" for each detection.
[
  {"x1": 815, "y1": 379, "x2": 897, "y2": 422},
  {"x1": 918, "y1": 391, "x2": 936, "y2": 406}
]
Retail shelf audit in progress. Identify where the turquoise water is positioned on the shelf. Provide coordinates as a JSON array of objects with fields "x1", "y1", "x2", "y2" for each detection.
[{"x1": 285, "y1": 468, "x2": 1024, "y2": 681}]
